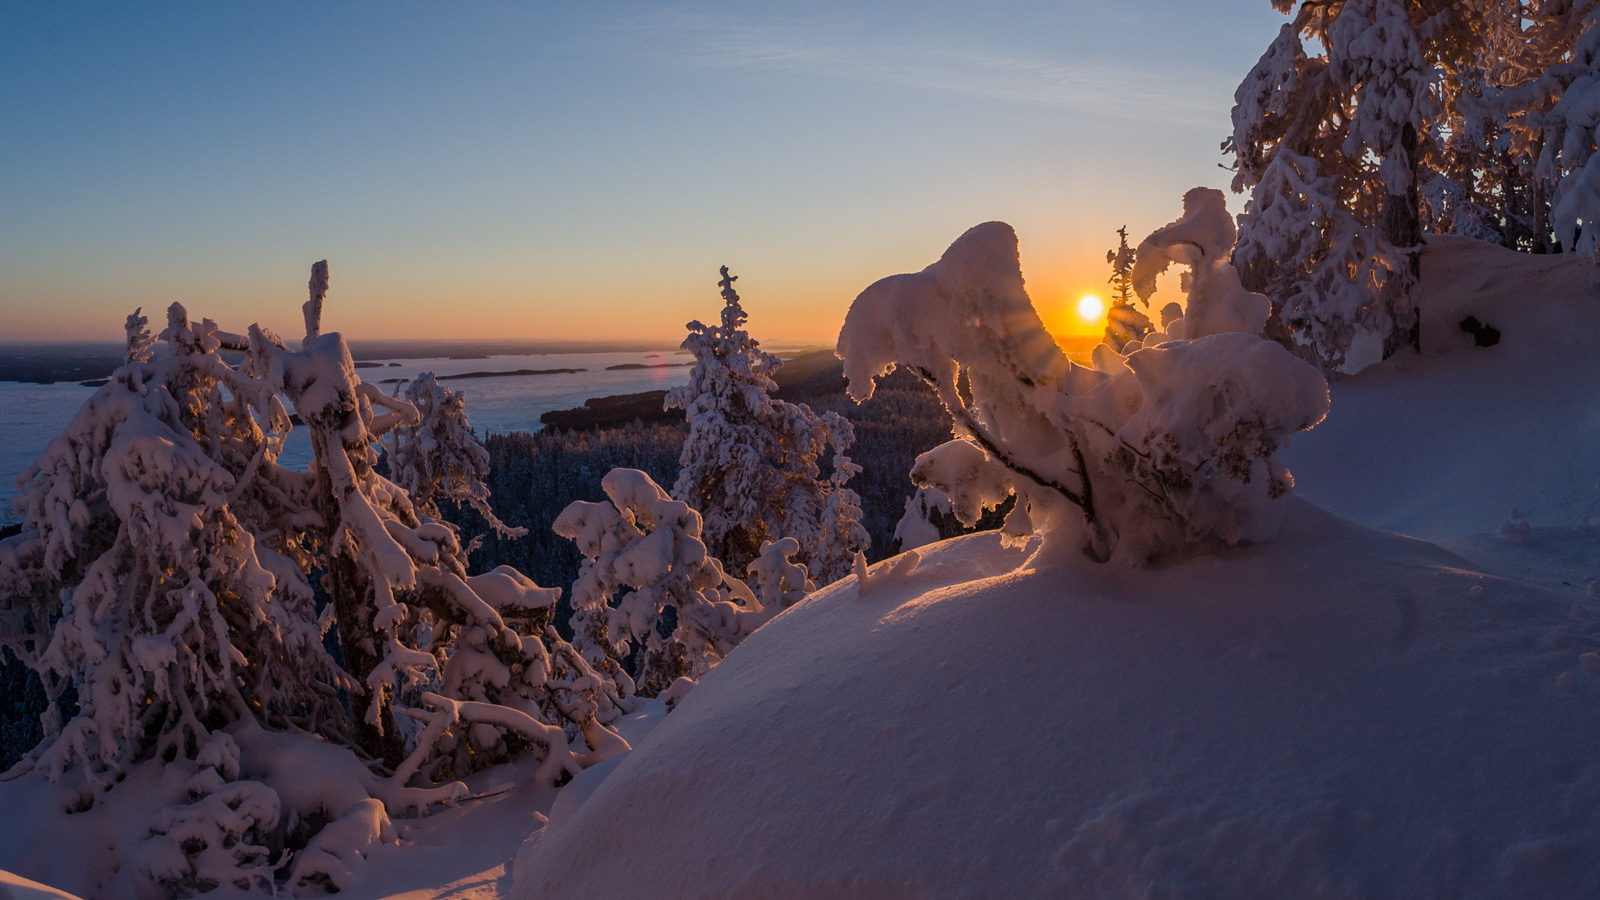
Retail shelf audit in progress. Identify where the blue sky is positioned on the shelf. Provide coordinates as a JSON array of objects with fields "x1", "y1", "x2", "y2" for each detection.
[{"x1": 0, "y1": 1, "x2": 1287, "y2": 342}]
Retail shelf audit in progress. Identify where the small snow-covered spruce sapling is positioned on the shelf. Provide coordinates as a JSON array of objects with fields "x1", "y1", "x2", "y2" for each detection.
[
  {"x1": 666, "y1": 266, "x2": 869, "y2": 585},
  {"x1": 836, "y1": 189, "x2": 1330, "y2": 565},
  {"x1": 1103, "y1": 225, "x2": 1153, "y2": 353},
  {"x1": 890, "y1": 487, "x2": 966, "y2": 554},
  {"x1": 0, "y1": 262, "x2": 627, "y2": 894},
  {"x1": 555, "y1": 468, "x2": 803, "y2": 700}
]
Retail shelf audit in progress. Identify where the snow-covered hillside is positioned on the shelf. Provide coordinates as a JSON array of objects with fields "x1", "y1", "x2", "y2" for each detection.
[{"x1": 519, "y1": 507, "x2": 1600, "y2": 897}]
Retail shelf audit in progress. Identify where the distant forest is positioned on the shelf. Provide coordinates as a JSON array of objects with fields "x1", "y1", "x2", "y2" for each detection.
[{"x1": 450, "y1": 350, "x2": 954, "y2": 620}]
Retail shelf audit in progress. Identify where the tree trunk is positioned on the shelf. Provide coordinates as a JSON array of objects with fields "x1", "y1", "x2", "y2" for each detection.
[
  {"x1": 313, "y1": 429, "x2": 405, "y2": 770},
  {"x1": 1534, "y1": 136, "x2": 1550, "y2": 254},
  {"x1": 1501, "y1": 148, "x2": 1520, "y2": 250},
  {"x1": 1380, "y1": 122, "x2": 1423, "y2": 358}
]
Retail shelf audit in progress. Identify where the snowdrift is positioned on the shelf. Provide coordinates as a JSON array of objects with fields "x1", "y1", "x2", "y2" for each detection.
[
  {"x1": 518, "y1": 503, "x2": 1600, "y2": 898},
  {"x1": 1286, "y1": 235, "x2": 1600, "y2": 539}
]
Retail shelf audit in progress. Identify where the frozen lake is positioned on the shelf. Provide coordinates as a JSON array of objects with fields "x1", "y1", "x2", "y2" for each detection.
[{"x1": 0, "y1": 349, "x2": 708, "y2": 526}]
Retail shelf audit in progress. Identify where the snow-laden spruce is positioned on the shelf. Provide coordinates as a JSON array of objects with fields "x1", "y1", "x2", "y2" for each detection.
[
  {"x1": 555, "y1": 468, "x2": 804, "y2": 699},
  {"x1": 666, "y1": 266, "x2": 868, "y2": 584},
  {"x1": 0, "y1": 263, "x2": 625, "y2": 896},
  {"x1": 837, "y1": 197, "x2": 1328, "y2": 564},
  {"x1": 1226, "y1": 1, "x2": 1429, "y2": 371},
  {"x1": 388, "y1": 371, "x2": 527, "y2": 542},
  {"x1": 1226, "y1": 0, "x2": 1600, "y2": 369},
  {"x1": 1459, "y1": 4, "x2": 1600, "y2": 261},
  {"x1": 239, "y1": 265, "x2": 615, "y2": 782},
  {"x1": 0, "y1": 305, "x2": 342, "y2": 787}
]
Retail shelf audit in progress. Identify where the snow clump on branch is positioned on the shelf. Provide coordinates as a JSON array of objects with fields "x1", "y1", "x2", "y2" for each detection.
[{"x1": 836, "y1": 192, "x2": 1329, "y2": 564}]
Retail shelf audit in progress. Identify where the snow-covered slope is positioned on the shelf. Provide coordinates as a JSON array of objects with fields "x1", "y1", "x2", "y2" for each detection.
[
  {"x1": 1286, "y1": 236, "x2": 1600, "y2": 540},
  {"x1": 0, "y1": 705, "x2": 670, "y2": 900},
  {"x1": 0, "y1": 870, "x2": 81, "y2": 900},
  {"x1": 517, "y1": 508, "x2": 1600, "y2": 898}
]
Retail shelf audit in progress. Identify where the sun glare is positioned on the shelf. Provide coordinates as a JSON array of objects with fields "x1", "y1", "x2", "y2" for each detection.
[{"x1": 1076, "y1": 294, "x2": 1105, "y2": 324}]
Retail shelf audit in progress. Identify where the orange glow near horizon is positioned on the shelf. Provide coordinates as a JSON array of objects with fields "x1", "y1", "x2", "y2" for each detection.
[
  {"x1": 1035, "y1": 284, "x2": 1113, "y2": 341},
  {"x1": 0, "y1": 231, "x2": 1181, "y2": 349}
]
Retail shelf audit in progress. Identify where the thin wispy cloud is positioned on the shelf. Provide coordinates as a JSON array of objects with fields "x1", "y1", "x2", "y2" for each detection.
[{"x1": 617, "y1": 11, "x2": 1235, "y2": 129}]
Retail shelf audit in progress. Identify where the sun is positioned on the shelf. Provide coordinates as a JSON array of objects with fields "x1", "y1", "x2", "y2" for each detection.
[{"x1": 1076, "y1": 294, "x2": 1105, "y2": 324}]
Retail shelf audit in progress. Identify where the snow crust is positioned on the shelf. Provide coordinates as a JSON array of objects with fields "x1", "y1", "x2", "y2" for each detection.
[{"x1": 519, "y1": 505, "x2": 1600, "y2": 898}]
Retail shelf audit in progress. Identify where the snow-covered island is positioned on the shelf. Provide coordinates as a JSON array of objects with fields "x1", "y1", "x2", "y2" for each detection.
[{"x1": 6, "y1": 4, "x2": 1600, "y2": 898}]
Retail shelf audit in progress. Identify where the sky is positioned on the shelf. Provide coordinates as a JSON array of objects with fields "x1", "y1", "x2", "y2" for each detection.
[{"x1": 0, "y1": 1, "x2": 1288, "y2": 344}]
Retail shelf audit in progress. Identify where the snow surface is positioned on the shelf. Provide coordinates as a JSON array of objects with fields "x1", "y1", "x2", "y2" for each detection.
[
  {"x1": 1285, "y1": 235, "x2": 1600, "y2": 539},
  {"x1": 518, "y1": 506, "x2": 1600, "y2": 898}
]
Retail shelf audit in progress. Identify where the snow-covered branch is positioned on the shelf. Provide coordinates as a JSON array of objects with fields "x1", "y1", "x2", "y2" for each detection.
[{"x1": 837, "y1": 208, "x2": 1328, "y2": 565}]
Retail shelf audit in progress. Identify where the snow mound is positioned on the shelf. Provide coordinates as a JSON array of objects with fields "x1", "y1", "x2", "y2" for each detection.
[{"x1": 518, "y1": 501, "x2": 1600, "y2": 898}]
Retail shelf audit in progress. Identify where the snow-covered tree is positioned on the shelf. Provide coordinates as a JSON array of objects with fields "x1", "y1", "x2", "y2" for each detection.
[
  {"x1": 554, "y1": 468, "x2": 779, "y2": 698},
  {"x1": 666, "y1": 266, "x2": 867, "y2": 582},
  {"x1": 1226, "y1": 1, "x2": 1442, "y2": 369},
  {"x1": 1227, "y1": 0, "x2": 1600, "y2": 363},
  {"x1": 1106, "y1": 225, "x2": 1137, "y2": 306},
  {"x1": 240, "y1": 264, "x2": 617, "y2": 779},
  {"x1": 1459, "y1": 2, "x2": 1600, "y2": 259},
  {"x1": 0, "y1": 302, "x2": 340, "y2": 786},
  {"x1": 389, "y1": 372, "x2": 527, "y2": 541},
  {"x1": 837, "y1": 198, "x2": 1328, "y2": 565},
  {"x1": 806, "y1": 420, "x2": 870, "y2": 584},
  {"x1": 1234, "y1": 149, "x2": 1409, "y2": 371},
  {"x1": 0, "y1": 261, "x2": 625, "y2": 895},
  {"x1": 1103, "y1": 226, "x2": 1153, "y2": 352}
]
